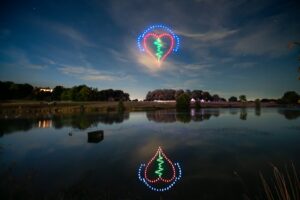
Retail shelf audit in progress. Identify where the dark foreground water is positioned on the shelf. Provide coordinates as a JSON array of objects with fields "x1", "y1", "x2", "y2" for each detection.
[{"x1": 0, "y1": 108, "x2": 300, "y2": 200}]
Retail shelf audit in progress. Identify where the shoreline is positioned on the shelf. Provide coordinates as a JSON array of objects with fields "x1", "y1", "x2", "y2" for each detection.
[{"x1": 0, "y1": 100, "x2": 295, "y2": 118}]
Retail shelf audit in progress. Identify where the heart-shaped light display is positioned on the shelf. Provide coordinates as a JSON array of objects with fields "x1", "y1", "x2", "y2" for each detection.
[
  {"x1": 137, "y1": 24, "x2": 180, "y2": 66},
  {"x1": 143, "y1": 33, "x2": 174, "y2": 65},
  {"x1": 137, "y1": 147, "x2": 182, "y2": 192}
]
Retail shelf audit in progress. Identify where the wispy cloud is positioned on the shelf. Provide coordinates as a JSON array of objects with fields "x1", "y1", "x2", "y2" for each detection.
[
  {"x1": 123, "y1": 38, "x2": 218, "y2": 86},
  {"x1": 232, "y1": 62, "x2": 256, "y2": 69},
  {"x1": 176, "y1": 29, "x2": 238, "y2": 42},
  {"x1": 1, "y1": 48, "x2": 48, "y2": 70},
  {"x1": 231, "y1": 14, "x2": 297, "y2": 56},
  {"x1": 58, "y1": 65, "x2": 134, "y2": 82},
  {"x1": 168, "y1": 78, "x2": 205, "y2": 90},
  {"x1": 107, "y1": 48, "x2": 130, "y2": 63},
  {"x1": 47, "y1": 22, "x2": 96, "y2": 48},
  {"x1": 182, "y1": 63, "x2": 212, "y2": 71},
  {"x1": 232, "y1": 28, "x2": 287, "y2": 56}
]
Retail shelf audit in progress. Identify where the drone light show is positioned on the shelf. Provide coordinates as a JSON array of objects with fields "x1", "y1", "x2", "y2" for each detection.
[
  {"x1": 137, "y1": 147, "x2": 182, "y2": 192},
  {"x1": 137, "y1": 25, "x2": 180, "y2": 66}
]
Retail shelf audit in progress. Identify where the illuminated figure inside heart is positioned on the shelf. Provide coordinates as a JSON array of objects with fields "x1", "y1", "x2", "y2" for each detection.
[
  {"x1": 137, "y1": 24, "x2": 180, "y2": 66},
  {"x1": 143, "y1": 33, "x2": 174, "y2": 65}
]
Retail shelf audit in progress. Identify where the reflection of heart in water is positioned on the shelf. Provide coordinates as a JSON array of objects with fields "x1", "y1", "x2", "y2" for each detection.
[
  {"x1": 143, "y1": 33, "x2": 174, "y2": 65},
  {"x1": 137, "y1": 147, "x2": 182, "y2": 192},
  {"x1": 145, "y1": 146, "x2": 176, "y2": 182}
]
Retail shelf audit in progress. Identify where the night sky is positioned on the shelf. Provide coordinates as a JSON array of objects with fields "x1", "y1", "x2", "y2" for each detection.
[{"x1": 0, "y1": 0, "x2": 299, "y2": 100}]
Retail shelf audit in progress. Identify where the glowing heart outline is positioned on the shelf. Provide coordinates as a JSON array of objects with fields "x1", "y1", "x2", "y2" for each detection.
[{"x1": 143, "y1": 33, "x2": 174, "y2": 66}]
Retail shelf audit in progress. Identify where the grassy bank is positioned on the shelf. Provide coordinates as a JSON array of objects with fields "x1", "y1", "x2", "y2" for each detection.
[
  {"x1": 0, "y1": 101, "x2": 175, "y2": 118},
  {"x1": 0, "y1": 100, "x2": 281, "y2": 118}
]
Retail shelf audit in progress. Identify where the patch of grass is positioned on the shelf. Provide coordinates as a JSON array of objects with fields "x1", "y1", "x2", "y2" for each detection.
[{"x1": 260, "y1": 163, "x2": 300, "y2": 200}]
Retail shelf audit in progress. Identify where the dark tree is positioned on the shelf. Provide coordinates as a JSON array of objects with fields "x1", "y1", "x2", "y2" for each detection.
[
  {"x1": 0, "y1": 81, "x2": 34, "y2": 100},
  {"x1": 61, "y1": 89, "x2": 72, "y2": 101},
  {"x1": 202, "y1": 92, "x2": 212, "y2": 101},
  {"x1": 176, "y1": 93, "x2": 190, "y2": 111},
  {"x1": 228, "y1": 96, "x2": 238, "y2": 102},
  {"x1": 191, "y1": 90, "x2": 203, "y2": 100},
  {"x1": 220, "y1": 98, "x2": 227, "y2": 102},
  {"x1": 52, "y1": 86, "x2": 64, "y2": 100},
  {"x1": 239, "y1": 95, "x2": 247, "y2": 102},
  {"x1": 0, "y1": 81, "x2": 130, "y2": 102},
  {"x1": 212, "y1": 94, "x2": 220, "y2": 102},
  {"x1": 281, "y1": 91, "x2": 299, "y2": 104},
  {"x1": 175, "y1": 89, "x2": 184, "y2": 99}
]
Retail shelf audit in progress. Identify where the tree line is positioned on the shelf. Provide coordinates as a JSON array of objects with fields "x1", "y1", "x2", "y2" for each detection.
[
  {"x1": 145, "y1": 89, "x2": 300, "y2": 104},
  {"x1": 0, "y1": 81, "x2": 130, "y2": 101},
  {"x1": 0, "y1": 81, "x2": 298, "y2": 104},
  {"x1": 145, "y1": 89, "x2": 227, "y2": 102},
  {"x1": 145, "y1": 89, "x2": 226, "y2": 101}
]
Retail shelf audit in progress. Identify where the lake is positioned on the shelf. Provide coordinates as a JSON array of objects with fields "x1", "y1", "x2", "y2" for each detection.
[{"x1": 0, "y1": 107, "x2": 300, "y2": 200}]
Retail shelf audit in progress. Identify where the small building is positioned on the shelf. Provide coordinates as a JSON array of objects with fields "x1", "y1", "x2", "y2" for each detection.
[
  {"x1": 39, "y1": 88, "x2": 53, "y2": 93},
  {"x1": 190, "y1": 98, "x2": 196, "y2": 103},
  {"x1": 153, "y1": 100, "x2": 176, "y2": 103}
]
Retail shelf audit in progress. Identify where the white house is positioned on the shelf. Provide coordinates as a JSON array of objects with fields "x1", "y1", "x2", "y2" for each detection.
[{"x1": 39, "y1": 88, "x2": 53, "y2": 92}]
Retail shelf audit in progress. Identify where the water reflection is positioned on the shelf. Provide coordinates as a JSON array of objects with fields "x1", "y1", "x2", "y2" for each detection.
[
  {"x1": 229, "y1": 109, "x2": 239, "y2": 115},
  {"x1": 255, "y1": 107, "x2": 261, "y2": 116},
  {"x1": 0, "y1": 112, "x2": 129, "y2": 135},
  {"x1": 0, "y1": 108, "x2": 300, "y2": 200},
  {"x1": 146, "y1": 109, "x2": 220, "y2": 123},
  {"x1": 240, "y1": 108, "x2": 247, "y2": 120},
  {"x1": 278, "y1": 108, "x2": 300, "y2": 120},
  {"x1": 1, "y1": 108, "x2": 300, "y2": 136},
  {"x1": 38, "y1": 119, "x2": 52, "y2": 128},
  {"x1": 0, "y1": 118, "x2": 34, "y2": 135}
]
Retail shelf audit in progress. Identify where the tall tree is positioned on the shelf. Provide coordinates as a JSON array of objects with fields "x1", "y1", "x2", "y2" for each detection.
[
  {"x1": 239, "y1": 95, "x2": 247, "y2": 102},
  {"x1": 52, "y1": 86, "x2": 64, "y2": 100},
  {"x1": 228, "y1": 96, "x2": 238, "y2": 102},
  {"x1": 281, "y1": 91, "x2": 299, "y2": 104}
]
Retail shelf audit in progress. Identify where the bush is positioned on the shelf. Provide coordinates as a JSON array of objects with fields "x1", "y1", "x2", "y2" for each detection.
[
  {"x1": 281, "y1": 91, "x2": 299, "y2": 104},
  {"x1": 176, "y1": 93, "x2": 190, "y2": 111},
  {"x1": 228, "y1": 96, "x2": 238, "y2": 102},
  {"x1": 117, "y1": 100, "x2": 125, "y2": 112},
  {"x1": 195, "y1": 100, "x2": 201, "y2": 109},
  {"x1": 255, "y1": 99, "x2": 261, "y2": 108},
  {"x1": 239, "y1": 95, "x2": 247, "y2": 102}
]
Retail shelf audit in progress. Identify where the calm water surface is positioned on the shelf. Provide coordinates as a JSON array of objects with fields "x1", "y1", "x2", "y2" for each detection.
[{"x1": 0, "y1": 108, "x2": 300, "y2": 199}]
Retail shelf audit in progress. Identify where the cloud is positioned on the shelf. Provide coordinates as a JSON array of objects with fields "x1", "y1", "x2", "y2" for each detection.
[
  {"x1": 26, "y1": 64, "x2": 47, "y2": 70},
  {"x1": 46, "y1": 22, "x2": 96, "y2": 48},
  {"x1": 176, "y1": 29, "x2": 238, "y2": 42},
  {"x1": 232, "y1": 62, "x2": 256, "y2": 69},
  {"x1": 122, "y1": 36, "x2": 218, "y2": 85},
  {"x1": 231, "y1": 14, "x2": 297, "y2": 56},
  {"x1": 127, "y1": 43, "x2": 170, "y2": 75},
  {"x1": 107, "y1": 48, "x2": 130, "y2": 63},
  {"x1": 182, "y1": 63, "x2": 212, "y2": 71},
  {"x1": 233, "y1": 28, "x2": 287, "y2": 56},
  {"x1": 107, "y1": 0, "x2": 237, "y2": 71},
  {"x1": 1, "y1": 48, "x2": 47, "y2": 70},
  {"x1": 58, "y1": 65, "x2": 134, "y2": 82}
]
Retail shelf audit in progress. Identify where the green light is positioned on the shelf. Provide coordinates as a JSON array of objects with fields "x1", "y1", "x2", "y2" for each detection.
[
  {"x1": 155, "y1": 151, "x2": 164, "y2": 177},
  {"x1": 154, "y1": 38, "x2": 163, "y2": 61}
]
